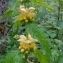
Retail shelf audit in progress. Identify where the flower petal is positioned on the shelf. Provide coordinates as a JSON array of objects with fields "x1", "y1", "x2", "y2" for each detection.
[
  {"x1": 20, "y1": 35, "x2": 27, "y2": 40},
  {"x1": 28, "y1": 7, "x2": 35, "y2": 12},
  {"x1": 28, "y1": 34, "x2": 37, "y2": 42}
]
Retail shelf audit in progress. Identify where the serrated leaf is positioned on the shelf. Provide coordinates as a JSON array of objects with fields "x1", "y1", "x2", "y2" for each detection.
[
  {"x1": 13, "y1": 20, "x2": 22, "y2": 29},
  {"x1": 2, "y1": 50, "x2": 23, "y2": 63},
  {"x1": 34, "y1": 50, "x2": 50, "y2": 63},
  {"x1": 30, "y1": 0, "x2": 54, "y2": 11},
  {"x1": 26, "y1": 23, "x2": 51, "y2": 57},
  {"x1": 58, "y1": 54, "x2": 63, "y2": 63},
  {"x1": 0, "y1": 9, "x2": 13, "y2": 23}
]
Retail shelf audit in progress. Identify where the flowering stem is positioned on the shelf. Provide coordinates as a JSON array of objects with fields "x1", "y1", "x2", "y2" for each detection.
[{"x1": 23, "y1": 54, "x2": 28, "y2": 63}]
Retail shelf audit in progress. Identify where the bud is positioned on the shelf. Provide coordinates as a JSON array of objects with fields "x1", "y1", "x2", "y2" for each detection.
[
  {"x1": 25, "y1": 19, "x2": 28, "y2": 23},
  {"x1": 25, "y1": 50, "x2": 29, "y2": 54},
  {"x1": 14, "y1": 35, "x2": 19, "y2": 39},
  {"x1": 19, "y1": 46, "x2": 21, "y2": 49},
  {"x1": 21, "y1": 48, "x2": 25, "y2": 53}
]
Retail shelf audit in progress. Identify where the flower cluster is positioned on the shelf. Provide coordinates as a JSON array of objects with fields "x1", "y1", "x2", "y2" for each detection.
[
  {"x1": 17, "y1": 5, "x2": 36, "y2": 22},
  {"x1": 18, "y1": 34, "x2": 37, "y2": 53}
]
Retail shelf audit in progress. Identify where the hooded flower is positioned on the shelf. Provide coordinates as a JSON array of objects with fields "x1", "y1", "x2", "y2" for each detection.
[
  {"x1": 18, "y1": 34, "x2": 38, "y2": 53},
  {"x1": 17, "y1": 5, "x2": 36, "y2": 22}
]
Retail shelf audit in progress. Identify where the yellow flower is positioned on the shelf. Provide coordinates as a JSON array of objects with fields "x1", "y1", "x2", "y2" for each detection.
[
  {"x1": 29, "y1": 43, "x2": 37, "y2": 50},
  {"x1": 20, "y1": 5, "x2": 26, "y2": 12},
  {"x1": 18, "y1": 34, "x2": 37, "y2": 53},
  {"x1": 17, "y1": 5, "x2": 36, "y2": 22},
  {"x1": 27, "y1": 13, "x2": 36, "y2": 20},
  {"x1": 28, "y1": 7, "x2": 35, "y2": 12},
  {"x1": 17, "y1": 13, "x2": 26, "y2": 20},
  {"x1": 28, "y1": 34, "x2": 38, "y2": 43},
  {"x1": 18, "y1": 35, "x2": 27, "y2": 42}
]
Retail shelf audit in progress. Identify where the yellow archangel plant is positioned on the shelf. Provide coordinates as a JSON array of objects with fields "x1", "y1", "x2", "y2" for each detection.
[
  {"x1": 17, "y1": 5, "x2": 36, "y2": 22},
  {"x1": 17, "y1": 34, "x2": 38, "y2": 54}
]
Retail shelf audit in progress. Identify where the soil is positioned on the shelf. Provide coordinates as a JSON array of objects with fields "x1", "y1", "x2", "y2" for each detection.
[{"x1": 0, "y1": 0, "x2": 9, "y2": 54}]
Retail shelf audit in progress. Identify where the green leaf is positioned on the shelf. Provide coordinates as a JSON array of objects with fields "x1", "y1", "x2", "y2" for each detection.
[
  {"x1": 2, "y1": 50, "x2": 23, "y2": 63},
  {"x1": 26, "y1": 23, "x2": 51, "y2": 56},
  {"x1": 30, "y1": 0, "x2": 54, "y2": 11},
  {"x1": 0, "y1": 9, "x2": 13, "y2": 23},
  {"x1": 13, "y1": 20, "x2": 22, "y2": 30},
  {"x1": 34, "y1": 50, "x2": 50, "y2": 63},
  {"x1": 0, "y1": 54, "x2": 5, "y2": 63},
  {"x1": 47, "y1": 30, "x2": 56, "y2": 38},
  {"x1": 60, "y1": 0, "x2": 63, "y2": 5},
  {"x1": 53, "y1": 0, "x2": 58, "y2": 2},
  {"x1": 12, "y1": 20, "x2": 22, "y2": 37},
  {"x1": 58, "y1": 54, "x2": 63, "y2": 63}
]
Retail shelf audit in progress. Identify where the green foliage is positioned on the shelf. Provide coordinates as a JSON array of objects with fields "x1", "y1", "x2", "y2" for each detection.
[
  {"x1": 26, "y1": 22, "x2": 51, "y2": 57},
  {"x1": 58, "y1": 54, "x2": 63, "y2": 63},
  {"x1": 30, "y1": 0, "x2": 54, "y2": 11},
  {"x1": 0, "y1": 55, "x2": 5, "y2": 63},
  {"x1": 34, "y1": 50, "x2": 50, "y2": 63},
  {"x1": 0, "y1": 0, "x2": 63, "y2": 63},
  {"x1": 0, "y1": 9, "x2": 13, "y2": 23},
  {"x1": 26, "y1": 22, "x2": 56, "y2": 63},
  {"x1": 2, "y1": 50, "x2": 23, "y2": 63},
  {"x1": 13, "y1": 20, "x2": 22, "y2": 30}
]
